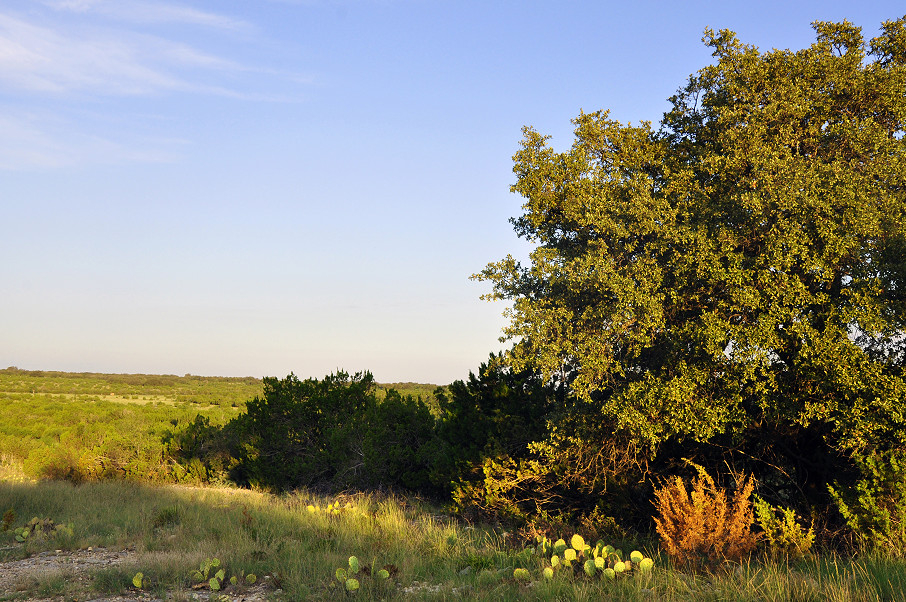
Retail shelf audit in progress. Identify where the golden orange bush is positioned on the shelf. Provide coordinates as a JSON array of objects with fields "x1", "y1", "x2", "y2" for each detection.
[{"x1": 653, "y1": 464, "x2": 758, "y2": 568}]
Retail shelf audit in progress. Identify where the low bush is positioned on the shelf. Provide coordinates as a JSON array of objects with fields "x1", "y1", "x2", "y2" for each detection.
[
  {"x1": 754, "y1": 496, "x2": 815, "y2": 559},
  {"x1": 653, "y1": 464, "x2": 758, "y2": 568},
  {"x1": 227, "y1": 371, "x2": 438, "y2": 494},
  {"x1": 830, "y1": 450, "x2": 906, "y2": 556}
]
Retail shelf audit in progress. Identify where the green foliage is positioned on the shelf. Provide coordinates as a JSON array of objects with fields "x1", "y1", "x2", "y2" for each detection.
[
  {"x1": 830, "y1": 450, "x2": 906, "y2": 554},
  {"x1": 230, "y1": 370, "x2": 372, "y2": 489},
  {"x1": 476, "y1": 17, "x2": 906, "y2": 532},
  {"x1": 230, "y1": 371, "x2": 438, "y2": 493},
  {"x1": 754, "y1": 496, "x2": 815, "y2": 558},
  {"x1": 432, "y1": 353, "x2": 562, "y2": 495},
  {"x1": 362, "y1": 389, "x2": 437, "y2": 492}
]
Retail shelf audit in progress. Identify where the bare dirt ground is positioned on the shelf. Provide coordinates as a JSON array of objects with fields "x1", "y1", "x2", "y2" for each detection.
[{"x1": 0, "y1": 547, "x2": 270, "y2": 602}]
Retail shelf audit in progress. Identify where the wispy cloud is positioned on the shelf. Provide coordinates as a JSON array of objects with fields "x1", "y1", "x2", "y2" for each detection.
[
  {"x1": 0, "y1": 3, "x2": 305, "y2": 169},
  {"x1": 0, "y1": 12, "x2": 251, "y2": 96},
  {"x1": 41, "y1": 0, "x2": 253, "y2": 32}
]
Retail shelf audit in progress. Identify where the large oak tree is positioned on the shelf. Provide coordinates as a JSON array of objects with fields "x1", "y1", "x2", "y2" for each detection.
[{"x1": 478, "y1": 19, "x2": 906, "y2": 511}]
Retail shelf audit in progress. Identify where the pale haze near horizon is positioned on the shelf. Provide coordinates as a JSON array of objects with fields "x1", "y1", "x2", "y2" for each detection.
[{"x1": 2, "y1": 0, "x2": 902, "y2": 384}]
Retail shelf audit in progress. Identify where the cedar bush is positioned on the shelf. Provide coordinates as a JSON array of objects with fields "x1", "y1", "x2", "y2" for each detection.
[
  {"x1": 754, "y1": 496, "x2": 815, "y2": 559},
  {"x1": 431, "y1": 353, "x2": 559, "y2": 494},
  {"x1": 227, "y1": 371, "x2": 439, "y2": 493},
  {"x1": 653, "y1": 464, "x2": 758, "y2": 568},
  {"x1": 830, "y1": 450, "x2": 906, "y2": 555}
]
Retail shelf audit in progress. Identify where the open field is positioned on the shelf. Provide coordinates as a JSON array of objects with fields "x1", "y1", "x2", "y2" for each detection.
[
  {"x1": 0, "y1": 369, "x2": 263, "y2": 408},
  {"x1": 2, "y1": 480, "x2": 906, "y2": 601},
  {"x1": 0, "y1": 369, "x2": 440, "y2": 486},
  {"x1": 0, "y1": 368, "x2": 439, "y2": 407}
]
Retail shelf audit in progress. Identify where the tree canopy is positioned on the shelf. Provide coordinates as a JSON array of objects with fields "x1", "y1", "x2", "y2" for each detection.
[{"x1": 478, "y1": 19, "x2": 906, "y2": 485}]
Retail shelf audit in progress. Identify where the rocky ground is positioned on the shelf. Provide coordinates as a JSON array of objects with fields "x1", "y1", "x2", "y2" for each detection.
[{"x1": 0, "y1": 547, "x2": 270, "y2": 602}]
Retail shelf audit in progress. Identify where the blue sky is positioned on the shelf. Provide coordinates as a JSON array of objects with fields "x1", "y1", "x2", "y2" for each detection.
[{"x1": 2, "y1": 1, "x2": 902, "y2": 383}]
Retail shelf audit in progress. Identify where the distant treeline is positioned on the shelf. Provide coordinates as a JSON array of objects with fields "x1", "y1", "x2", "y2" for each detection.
[{"x1": 0, "y1": 367, "x2": 438, "y2": 408}]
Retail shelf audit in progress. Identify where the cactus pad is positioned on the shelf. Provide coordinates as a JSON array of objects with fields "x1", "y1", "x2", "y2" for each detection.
[{"x1": 571, "y1": 534, "x2": 586, "y2": 551}]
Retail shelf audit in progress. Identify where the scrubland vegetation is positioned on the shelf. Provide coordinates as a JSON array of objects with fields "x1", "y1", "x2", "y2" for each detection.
[
  {"x1": 4, "y1": 16, "x2": 906, "y2": 601},
  {"x1": 3, "y1": 480, "x2": 906, "y2": 601}
]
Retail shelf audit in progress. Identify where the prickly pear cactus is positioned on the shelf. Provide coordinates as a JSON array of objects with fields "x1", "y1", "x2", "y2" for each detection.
[{"x1": 571, "y1": 534, "x2": 586, "y2": 551}]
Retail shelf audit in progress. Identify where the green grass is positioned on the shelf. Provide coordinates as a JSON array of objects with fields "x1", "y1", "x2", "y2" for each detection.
[{"x1": 2, "y1": 479, "x2": 906, "y2": 600}]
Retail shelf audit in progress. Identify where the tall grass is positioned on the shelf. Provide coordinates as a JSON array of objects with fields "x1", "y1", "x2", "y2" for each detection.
[{"x1": 2, "y1": 480, "x2": 906, "y2": 600}]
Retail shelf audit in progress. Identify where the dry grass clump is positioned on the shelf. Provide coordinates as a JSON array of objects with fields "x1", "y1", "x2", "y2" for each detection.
[{"x1": 653, "y1": 464, "x2": 758, "y2": 569}]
